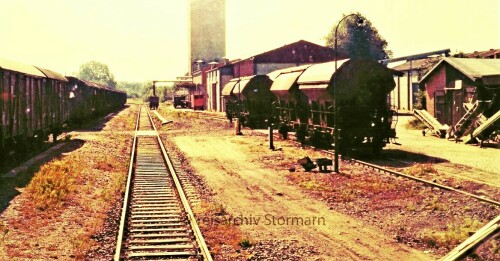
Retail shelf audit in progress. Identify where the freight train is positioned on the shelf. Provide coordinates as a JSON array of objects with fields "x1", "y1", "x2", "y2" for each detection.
[
  {"x1": 223, "y1": 59, "x2": 401, "y2": 154},
  {"x1": 0, "y1": 57, "x2": 127, "y2": 160}
]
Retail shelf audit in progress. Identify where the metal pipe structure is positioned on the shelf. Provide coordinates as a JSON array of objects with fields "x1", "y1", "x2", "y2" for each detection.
[
  {"x1": 379, "y1": 48, "x2": 450, "y2": 65},
  {"x1": 334, "y1": 13, "x2": 363, "y2": 173}
]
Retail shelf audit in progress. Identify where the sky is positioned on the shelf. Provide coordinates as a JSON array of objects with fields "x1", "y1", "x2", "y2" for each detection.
[{"x1": 0, "y1": 0, "x2": 498, "y2": 82}]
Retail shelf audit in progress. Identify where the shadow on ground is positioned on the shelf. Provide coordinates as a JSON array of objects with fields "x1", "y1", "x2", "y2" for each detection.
[
  {"x1": 71, "y1": 105, "x2": 128, "y2": 132},
  {"x1": 0, "y1": 139, "x2": 85, "y2": 215},
  {"x1": 349, "y1": 148, "x2": 449, "y2": 168}
]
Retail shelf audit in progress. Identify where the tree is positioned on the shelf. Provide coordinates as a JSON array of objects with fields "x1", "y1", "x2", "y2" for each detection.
[
  {"x1": 116, "y1": 81, "x2": 144, "y2": 98},
  {"x1": 324, "y1": 13, "x2": 392, "y2": 60},
  {"x1": 77, "y1": 61, "x2": 117, "y2": 88}
]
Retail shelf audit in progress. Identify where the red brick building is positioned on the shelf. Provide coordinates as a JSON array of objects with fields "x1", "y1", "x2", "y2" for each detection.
[
  {"x1": 233, "y1": 40, "x2": 335, "y2": 77},
  {"x1": 205, "y1": 40, "x2": 335, "y2": 112},
  {"x1": 419, "y1": 58, "x2": 500, "y2": 127}
]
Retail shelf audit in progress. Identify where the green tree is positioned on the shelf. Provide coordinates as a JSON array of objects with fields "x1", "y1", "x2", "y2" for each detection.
[
  {"x1": 116, "y1": 81, "x2": 144, "y2": 98},
  {"x1": 325, "y1": 13, "x2": 392, "y2": 60},
  {"x1": 77, "y1": 61, "x2": 117, "y2": 88}
]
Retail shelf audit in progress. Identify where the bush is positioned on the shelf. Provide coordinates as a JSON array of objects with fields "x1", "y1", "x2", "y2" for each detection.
[
  {"x1": 27, "y1": 160, "x2": 76, "y2": 210},
  {"x1": 239, "y1": 238, "x2": 252, "y2": 248}
]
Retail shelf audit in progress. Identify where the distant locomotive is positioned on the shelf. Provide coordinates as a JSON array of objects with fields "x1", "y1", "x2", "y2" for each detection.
[
  {"x1": 223, "y1": 59, "x2": 400, "y2": 154},
  {"x1": 0, "y1": 57, "x2": 126, "y2": 161}
]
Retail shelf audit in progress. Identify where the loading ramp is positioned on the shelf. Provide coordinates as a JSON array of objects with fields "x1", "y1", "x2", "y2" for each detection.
[
  {"x1": 413, "y1": 109, "x2": 448, "y2": 138},
  {"x1": 449, "y1": 101, "x2": 482, "y2": 139},
  {"x1": 462, "y1": 109, "x2": 500, "y2": 144}
]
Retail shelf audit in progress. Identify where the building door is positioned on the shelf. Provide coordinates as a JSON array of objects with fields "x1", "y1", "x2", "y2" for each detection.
[
  {"x1": 452, "y1": 91, "x2": 463, "y2": 126},
  {"x1": 434, "y1": 90, "x2": 446, "y2": 124},
  {"x1": 211, "y1": 83, "x2": 216, "y2": 110}
]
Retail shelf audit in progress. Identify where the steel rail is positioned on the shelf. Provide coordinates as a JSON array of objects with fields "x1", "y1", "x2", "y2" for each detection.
[
  {"x1": 115, "y1": 105, "x2": 212, "y2": 260},
  {"x1": 150, "y1": 109, "x2": 213, "y2": 261},
  {"x1": 114, "y1": 106, "x2": 141, "y2": 260},
  {"x1": 270, "y1": 132, "x2": 500, "y2": 207},
  {"x1": 322, "y1": 152, "x2": 500, "y2": 207}
]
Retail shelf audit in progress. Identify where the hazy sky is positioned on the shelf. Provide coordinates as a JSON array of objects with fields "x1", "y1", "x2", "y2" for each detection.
[{"x1": 0, "y1": 0, "x2": 498, "y2": 82}]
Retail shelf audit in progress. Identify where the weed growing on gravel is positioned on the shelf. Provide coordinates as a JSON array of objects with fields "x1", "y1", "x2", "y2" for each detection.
[
  {"x1": 404, "y1": 163, "x2": 438, "y2": 178},
  {"x1": 71, "y1": 232, "x2": 95, "y2": 259},
  {"x1": 239, "y1": 238, "x2": 252, "y2": 248},
  {"x1": 406, "y1": 203, "x2": 417, "y2": 211},
  {"x1": 27, "y1": 160, "x2": 77, "y2": 210},
  {"x1": 195, "y1": 201, "x2": 243, "y2": 256},
  {"x1": 0, "y1": 221, "x2": 8, "y2": 242},
  {"x1": 424, "y1": 195, "x2": 448, "y2": 211},
  {"x1": 420, "y1": 217, "x2": 483, "y2": 248}
]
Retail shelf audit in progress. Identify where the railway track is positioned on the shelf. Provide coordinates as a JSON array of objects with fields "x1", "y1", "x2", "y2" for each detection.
[
  {"x1": 114, "y1": 106, "x2": 212, "y2": 260},
  {"x1": 267, "y1": 131, "x2": 500, "y2": 207}
]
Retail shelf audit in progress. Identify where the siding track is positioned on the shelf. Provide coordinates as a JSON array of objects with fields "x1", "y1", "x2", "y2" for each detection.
[{"x1": 115, "y1": 106, "x2": 211, "y2": 260}]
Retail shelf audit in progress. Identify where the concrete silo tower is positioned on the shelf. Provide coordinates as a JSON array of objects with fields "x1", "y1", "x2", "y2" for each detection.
[{"x1": 188, "y1": 0, "x2": 226, "y2": 74}]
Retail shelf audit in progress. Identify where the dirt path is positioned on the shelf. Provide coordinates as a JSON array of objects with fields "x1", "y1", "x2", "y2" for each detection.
[{"x1": 174, "y1": 135, "x2": 434, "y2": 260}]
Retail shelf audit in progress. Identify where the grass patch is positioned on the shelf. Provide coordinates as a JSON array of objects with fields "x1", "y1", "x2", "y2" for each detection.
[
  {"x1": 195, "y1": 201, "x2": 244, "y2": 256},
  {"x1": 403, "y1": 163, "x2": 438, "y2": 178},
  {"x1": 70, "y1": 231, "x2": 96, "y2": 259},
  {"x1": 27, "y1": 160, "x2": 77, "y2": 210},
  {"x1": 424, "y1": 195, "x2": 448, "y2": 211},
  {"x1": 406, "y1": 117, "x2": 427, "y2": 130},
  {"x1": 420, "y1": 217, "x2": 483, "y2": 248}
]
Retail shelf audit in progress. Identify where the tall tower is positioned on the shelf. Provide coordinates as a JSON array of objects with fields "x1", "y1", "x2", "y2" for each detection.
[{"x1": 188, "y1": 0, "x2": 226, "y2": 75}]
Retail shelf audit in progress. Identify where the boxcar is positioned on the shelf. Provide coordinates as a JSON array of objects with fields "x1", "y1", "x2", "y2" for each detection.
[{"x1": 0, "y1": 58, "x2": 68, "y2": 153}]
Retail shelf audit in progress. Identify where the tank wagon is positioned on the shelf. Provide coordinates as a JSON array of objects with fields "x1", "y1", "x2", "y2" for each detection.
[
  {"x1": 222, "y1": 74, "x2": 275, "y2": 128},
  {"x1": 271, "y1": 59, "x2": 400, "y2": 153},
  {"x1": 0, "y1": 57, "x2": 126, "y2": 160}
]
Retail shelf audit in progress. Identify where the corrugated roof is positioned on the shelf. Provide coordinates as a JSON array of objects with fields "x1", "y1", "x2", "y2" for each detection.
[
  {"x1": 420, "y1": 58, "x2": 500, "y2": 84},
  {"x1": 391, "y1": 58, "x2": 440, "y2": 71},
  {"x1": 221, "y1": 78, "x2": 239, "y2": 96},
  {"x1": 35, "y1": 66, "x2": 68, "y2": 82},
  {"x1": 297, "y1": 59, "x2": 349, "y2": 85},
  {"x1": 464, "y1": 49, "x2": 500, "y2": 58},
  {"x1": 445, "y1": 58, "x2": 500, "y2": 78},
  {"x1": 0, "y1": 57, "x2": 46, "y2": 77}
]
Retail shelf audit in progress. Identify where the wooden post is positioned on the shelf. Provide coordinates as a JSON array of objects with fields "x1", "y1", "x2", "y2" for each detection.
[
  {"x1": 269, "y1": 123, "x2": 275, "y2": 150},
  {"x1": 235, "y1": 118, "x2": 242, "y2": 135}
]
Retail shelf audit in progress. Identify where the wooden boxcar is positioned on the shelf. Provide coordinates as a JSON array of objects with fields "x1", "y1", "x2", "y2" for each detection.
[
  {"x1": 1, "y1": 58, "x2": 126, "y2": 161},
  {"x1": 0, "y1": 58, "x2": 68, "y2": 152}
]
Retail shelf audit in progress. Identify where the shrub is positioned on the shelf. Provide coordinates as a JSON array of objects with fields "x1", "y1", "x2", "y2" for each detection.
[
  {"x1": 239, "y1": 238, "x2": 252, "y2": 248},
  {"x1": 421, "y1": 217, "x2": 483, "y2": 248},
  {"x1": 27, "y1": 160, "x2": 76, "y2": 210}
]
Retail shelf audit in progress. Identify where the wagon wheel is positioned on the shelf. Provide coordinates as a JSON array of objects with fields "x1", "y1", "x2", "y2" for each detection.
[
  {"x1": 278, "y1": 125, "x2": 289, "y2": 139},
  {"x1": 371, "y1": 136, "x2": 385, "y2": 155}
]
